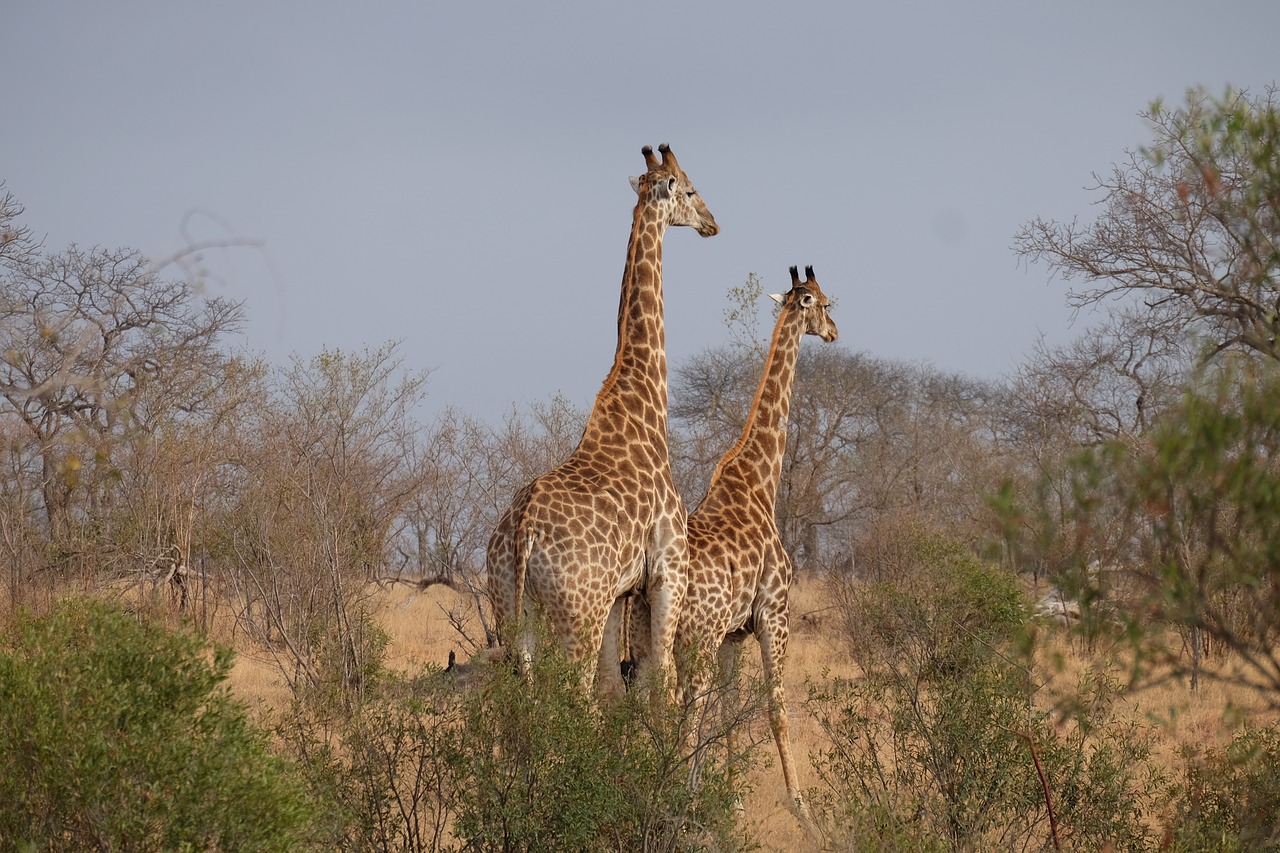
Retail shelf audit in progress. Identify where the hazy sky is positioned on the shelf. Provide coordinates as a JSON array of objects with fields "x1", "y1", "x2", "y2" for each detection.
[{"x1": 4, "y1": 2, "x2": 1277, "y2": 422}]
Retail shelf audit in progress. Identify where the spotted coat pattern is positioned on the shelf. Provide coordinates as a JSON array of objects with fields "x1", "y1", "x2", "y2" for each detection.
[
  {"x1": 486, "y1": 144, "x2": 719, "y2": 694},
  {"x1": 632, "y1": 266, "x2": 837, "y2": 823}
]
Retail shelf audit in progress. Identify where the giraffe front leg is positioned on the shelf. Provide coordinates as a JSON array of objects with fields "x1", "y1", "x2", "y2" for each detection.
[
  {"x1": 677, "y1": 631, "x2": 729, "y2": 796},
  {"x1": 757, "y1": 607, "x2": 817, "y2": 834}
]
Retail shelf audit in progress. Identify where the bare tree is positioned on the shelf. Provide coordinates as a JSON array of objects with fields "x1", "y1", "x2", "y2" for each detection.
[
  {"x1": 109, "y1": 356, "x2": 267, "y2": 625},
  {"x1": 674, "y1": 336, "x2": 1011, "y2": 576},
  {"x1": 223, "y1": 343, "x2": 429, "y2": 702},
  {"x1": 1015, "y1": 85, "x2": 1280, "y2": 361},
  {"x1": 670, "y1": 344, "x2": 760, "y2": 504},
  {"x1": 374, "y1": 393, "x2": 588, "y2": 653},
  {"x1": 484, "y1": 393, "x2": 586, "y2": 499},
  {"x1": 389, "y1": 407, "x2": 502, "y2": 650},
  {"x1": 0, "y1": 183, "x2": 37, "y2": 272},
  {"x1": 0, "y1": 204, "x2": 245, "y2": 586}
]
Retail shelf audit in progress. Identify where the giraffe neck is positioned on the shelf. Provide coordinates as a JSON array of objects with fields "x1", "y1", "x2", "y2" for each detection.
[
  {"x1": 709, "y1": 307, "x2": 804, "y2": 498},
  {"x1": 581, "y1": 198, "x2": 669, "y2": 447}
]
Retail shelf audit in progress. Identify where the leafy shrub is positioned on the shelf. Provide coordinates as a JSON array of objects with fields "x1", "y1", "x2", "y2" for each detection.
[
  {"x1": 278, "y1": 672, "x2": 464, "y2": 852},
  {"x1": 450, "y1": 646, "x2": 758, "y2": 851},
  {"x1": 303, "y1": 604, "x2": 392, "y2": 713},
  {"x1": 834, "y1": 522, "x2": 1026, "y2": 685},
  {"x1": 448, "y1": 648, "x2": 630, "y2": 851},
  {"x1": 0, "y1": 598, "x2": 320, "y2": 852},
  {"x1": 281, "y1": 634, "x2": 758, "y2": 852},
  {"x1": 806, "y1": 668, "x2": 1157, "y2": 851},
  {"x1": 1164, "y1": 724, "x2": 1280, "y2": 851},
  {"x1": 815, "y1": 527, "x2": 1158, "y2": 851}
]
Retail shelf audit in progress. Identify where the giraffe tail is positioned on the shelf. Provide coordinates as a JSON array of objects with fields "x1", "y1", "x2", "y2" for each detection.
[{"x1": 511, "y1": 518, "x2": 539, "y2": 674}]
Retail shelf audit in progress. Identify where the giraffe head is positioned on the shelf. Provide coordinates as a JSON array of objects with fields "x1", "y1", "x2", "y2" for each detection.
[
  {"x1": 628, "y1": 143, "x2": 719, "y2": 237},
  {"x1": 770, "y1": 266, "x2": 839, "y2": 342}
]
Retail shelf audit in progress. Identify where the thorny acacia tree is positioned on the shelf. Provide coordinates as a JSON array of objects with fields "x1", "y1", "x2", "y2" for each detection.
[
  {"x1": 1068, "y1": 360, "x2": 1280, "y2": 703},
  {"x1": 1015, "y1": 85, "x2": 1280, "y2": 361},
  {"x1": 1004, "y1": 302, "x2": 1195, "y2": 454}
]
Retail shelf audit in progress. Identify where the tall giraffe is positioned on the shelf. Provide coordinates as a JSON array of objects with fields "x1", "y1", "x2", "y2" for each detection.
[
  {"x1": 630, "y1": 266, "x2": 836, "y2": 823},
  {"x1": 487, "y1": 144, "x2": 719, "y2": 694}
]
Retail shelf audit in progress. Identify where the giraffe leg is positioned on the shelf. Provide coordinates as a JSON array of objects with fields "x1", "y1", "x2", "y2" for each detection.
[
  {"x1": 643, "y1": 523, "x2": 688, "y2": 697},
  {"x1": 706, "y1": 635, "x2": 747, "y2": 812},
  {"x1": 715, "y1": 635, "x2": 746, "y2": 762},
  {"x1": 644, "y1": 576, "x2": 683, "y2": 697},
  {"x1": 596, "y1": 597, "x2": 627, "y2": 699},
  {"x1": 621, "y1": 593, "x2": 651, "y2": 688},
  {"x1": 559, "y1": 604, "x2": 608, "y2": 695},
  {"x1": 757, "y1": 608, "x2": 817, "y2": 834},
  {"x1": 675, "y1": 631, "x2": 724, "y2": 796}
]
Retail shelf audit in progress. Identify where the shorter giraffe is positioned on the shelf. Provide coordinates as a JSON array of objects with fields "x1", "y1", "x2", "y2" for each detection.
[{"x1": 630, "y1": 266, "x2": 837, "y2": 825}]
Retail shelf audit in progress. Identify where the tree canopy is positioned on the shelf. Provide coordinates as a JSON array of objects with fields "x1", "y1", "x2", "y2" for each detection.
[{"x1": 1016, "y1": 85, "x2": 1280, "y2": 361}]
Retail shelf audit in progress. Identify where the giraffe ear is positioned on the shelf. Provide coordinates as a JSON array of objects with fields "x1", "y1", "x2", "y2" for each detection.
[
  {"x1": 628, "y1": 175, "x2": 642, "y2": 195},
  {"x1": 768, "y1": 293, "x2": 785, "y2": 305}
]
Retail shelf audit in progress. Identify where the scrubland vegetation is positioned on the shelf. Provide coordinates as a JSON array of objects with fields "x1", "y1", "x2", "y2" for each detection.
[{"x1": 2, "y1": 85, "x2": 1279, "y2": 850}]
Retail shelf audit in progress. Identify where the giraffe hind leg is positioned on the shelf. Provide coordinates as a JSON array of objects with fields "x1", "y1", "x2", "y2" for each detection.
[{"x1": 595, "y1": 597, "x2": 627, "y2": 699}]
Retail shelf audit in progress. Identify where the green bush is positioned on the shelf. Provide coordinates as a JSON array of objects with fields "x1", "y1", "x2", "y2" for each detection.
[
  {"x1": 1164, "y1": 725, "x2": 1280, "y2": 851},
  {"x1": 837, "y1": 524, "x2": 1026, "y2": 686},
  {"x1": 303, "y1": 604, "x2": 392, "y2": 713},
  {"x1": 807, "y1": 668, "x2": 1157, "y2": 851},
  {"x1": 0, "y1": 598, "x2": 321, "y2": 852},
  {"x1": 278, "y1": 672, "x2": 463, "y2": 852},
  {"x1": 281, "y1": 635, "x2": 757, "y2": 852},
  {"x1": 449, "y1": 649, "x2": 630, "y2": 851},
  {"x1": 815, "y1": 529, "x2": 1158, "y2": 851},
  {"x1": 451, "y1": 646, "x2": 756, "y2": 852}
]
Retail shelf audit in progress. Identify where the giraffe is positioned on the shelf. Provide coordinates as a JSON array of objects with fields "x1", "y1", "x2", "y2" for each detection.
[
  {"x1": 629, "y1": 266, "x2": 836, "y2": 824},
  {"x1": 486, "y1": 144, "x2": 719, "y2": 695}
]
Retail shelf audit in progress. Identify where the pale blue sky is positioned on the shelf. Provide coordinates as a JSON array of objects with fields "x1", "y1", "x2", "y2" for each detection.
[{"x1": 4, "y1": 2, "x2": 1277, "y2": 421}]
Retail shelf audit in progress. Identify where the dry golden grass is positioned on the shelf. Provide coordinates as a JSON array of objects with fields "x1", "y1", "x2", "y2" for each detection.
[
  {"x1": 215, "y1": 576, "x2": 1276, "y2": 852},
  {"x1": 224, "y1": 582, "x2": 479, "y2": 714},
  {"x1": 225, "y1": 651, "x2": 296, "y2": 716},
  {"x1": 1030, "y1": 624, "x2": 1276, "y2": 774},
  {"x1": 366, "y1": 581, "x2": 481, "y2": 671}
]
